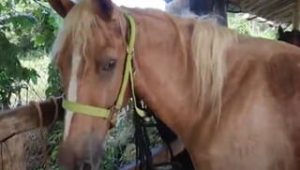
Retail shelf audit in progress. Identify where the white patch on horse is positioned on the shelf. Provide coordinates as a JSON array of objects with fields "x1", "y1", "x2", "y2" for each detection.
[{"x1": 64, "y1": 51, "x2": 81, "y2": 140}]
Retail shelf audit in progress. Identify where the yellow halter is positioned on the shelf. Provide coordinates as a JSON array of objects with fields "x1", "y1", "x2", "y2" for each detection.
[{"x1": 62, "y1": 14, "x2": 148, "y2": 120}]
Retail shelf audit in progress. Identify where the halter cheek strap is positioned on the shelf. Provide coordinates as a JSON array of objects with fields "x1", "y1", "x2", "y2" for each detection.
[{"x1": 63, "y1": 14, "x2": 148, "y2": 121}]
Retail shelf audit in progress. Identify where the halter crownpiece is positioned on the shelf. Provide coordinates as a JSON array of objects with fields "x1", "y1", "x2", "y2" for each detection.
[{"x1": 63, "y1": 14, "x2": 148, "y2": 121}]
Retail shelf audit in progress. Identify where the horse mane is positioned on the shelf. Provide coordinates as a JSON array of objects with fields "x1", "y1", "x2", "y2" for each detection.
[
  {"x1": 164, "y1": 3, "x2": 236, "y2": 119},
  {"x1": 191, "y1": 20, "x2": 238, "y2": 120}
]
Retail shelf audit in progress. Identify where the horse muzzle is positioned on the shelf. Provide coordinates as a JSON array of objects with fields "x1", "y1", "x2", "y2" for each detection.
[{"x1": 58, "y1": 134, "x2": 105, "y2": 170}]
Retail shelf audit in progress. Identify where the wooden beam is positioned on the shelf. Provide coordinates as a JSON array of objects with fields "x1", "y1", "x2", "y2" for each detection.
[
  {"x1": 0, "y1": 97, "x2": 64, "y2": 142},
  {"x1": 293, "y1": 0, "x2": 300, "y2": 29}
]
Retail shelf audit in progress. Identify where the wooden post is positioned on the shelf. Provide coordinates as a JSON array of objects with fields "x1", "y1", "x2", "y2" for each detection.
[
  {"x1": 1, "y1": 134, "x2": 27, "y2": 170},
  {"x1": 294, "y1": 0, "x2": 300, "y2": 30},
  {"x1": 0, "y1": 97, "x2": 63, "y2": 170},
  {"x1": 0, "y1": 97, "x2": 63, "y2": 142}
]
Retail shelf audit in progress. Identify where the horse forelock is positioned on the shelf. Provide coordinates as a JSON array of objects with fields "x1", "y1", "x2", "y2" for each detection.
[
  {"x1": 51, "y1": 0, "x2": 108, "y2": 139},
  {"x1": 191, "y1": 21, "x2": 238, "y2": 121},
  {"x1": 52, "y1": 0, "x2": 105, "y2": 63}
]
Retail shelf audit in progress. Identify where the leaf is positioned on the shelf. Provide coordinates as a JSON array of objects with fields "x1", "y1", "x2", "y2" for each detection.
[
  {"x1": 2, "y1": 14, "x2": 37, "y2": 28},
  {"x1": 33, "y1": 36, "x2": 45, "y2": 49}
]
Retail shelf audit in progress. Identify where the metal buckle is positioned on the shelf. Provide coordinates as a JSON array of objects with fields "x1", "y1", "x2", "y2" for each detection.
[
  {"x1": 107, "y1": 106, "x2": 119, "y2": 128},
  {"x1": 126, "y1": 47, "x2": 134, "y2": 56}
]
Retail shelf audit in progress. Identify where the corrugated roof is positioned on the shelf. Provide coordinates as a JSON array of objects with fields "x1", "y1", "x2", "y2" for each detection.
[{"x1": 228, "y1": 0, "x2": 297, "y2": 25}]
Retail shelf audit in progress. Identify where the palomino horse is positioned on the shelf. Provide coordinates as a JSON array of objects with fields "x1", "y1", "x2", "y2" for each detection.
[
  {"x1": 49, "y1": 1, "x2": 194, "y2": 168},
  {"x1": 278, "y1": 26, "x2": 300, "y2": 47},
  {"x1": 49, "y1": 0, "x2": 300, "y2": 169}
]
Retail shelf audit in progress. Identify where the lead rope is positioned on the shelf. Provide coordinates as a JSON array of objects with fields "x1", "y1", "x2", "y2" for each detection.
[
  {"x1": 134, "y1": 111, "x2": 153, "y2": 170},
  {"x1": 132, "y1": 102, "x2": 182, "y2": 170},
  {"x1": 133, "y1": 103, "x2": 186, "y2": 170},
  {"x1": 134, "y1": 114, "x2": 184, "y2": 170}
]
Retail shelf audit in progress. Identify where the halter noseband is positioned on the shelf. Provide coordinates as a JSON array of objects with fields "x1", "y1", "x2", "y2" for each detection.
[{"x1": 62, "y1": 14, "x2": 147, "y2": 121}]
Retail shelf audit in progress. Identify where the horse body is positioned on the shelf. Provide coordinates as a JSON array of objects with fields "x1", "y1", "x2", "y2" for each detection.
[
  {"x1": 192, "y1": 38, "x2": 300, "y2": 170},
  {"x1": 131, "y1": 9, "x2": 300, "y2": 169},
  {"x1": 49, "y1": 0, "x2": 300, "y2": 169}
]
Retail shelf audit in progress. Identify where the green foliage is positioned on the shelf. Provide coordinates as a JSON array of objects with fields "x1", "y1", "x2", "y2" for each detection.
[
  {"x1": 46, "y1": 62, "x2": 63, "y2": 98},
  {"x1": 0, "y1": 0, "x2": 61, "y2": 108},
  {"x1": 35, "y1": 121, "x2": 63, "y2": 170},
  {"x1": 0, "y1": 32, "x2": 38, "y2": 108},
  {"x1": 46, "y1": 121, "x2": 64, "y2": 170},
  {"x1": 228, "y1": 13, "x2": 277, "y2": 39},
  {"x1": 228, "y1": 14, "x2": 251, "y2": 35},
  {"x1": 0, "y1": 0, "x2": 61, "y2": 50}
]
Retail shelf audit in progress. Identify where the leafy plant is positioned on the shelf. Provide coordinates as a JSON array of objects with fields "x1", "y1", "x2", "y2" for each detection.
[
  {"x1": 228, "y1": 13, "x2": 276, "y2": 39},
  {"x1": 46, "y1": 121, "x2": 64, "y2": 170},
  {"x1": 0, "y1": 0, "x2": 61, "y2": 109},
  {"x1": 35, "y1": 121, "x2": 64, "y2": 170},
  {"x1": 0, "y1": 32, "x2": 38, "y2": 109},
  {"x1": 46, "y1": 62, "x2": 63, "y2": 98}
]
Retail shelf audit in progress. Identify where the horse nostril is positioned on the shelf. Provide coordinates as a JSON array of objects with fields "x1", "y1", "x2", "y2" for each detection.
[{"x1": 80, "y1": 161, "x2": 92, "y2": 170}]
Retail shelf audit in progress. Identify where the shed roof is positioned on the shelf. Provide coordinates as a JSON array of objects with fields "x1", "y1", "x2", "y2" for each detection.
[{"x1": 228, "y1": 0, "x2": 296, "y2": 24}]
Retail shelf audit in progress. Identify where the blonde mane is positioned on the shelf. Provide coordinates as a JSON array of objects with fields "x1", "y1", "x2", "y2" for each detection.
[
  {"x1": 192, "y1": 21, "x2": 238, "y2": 120},
  {"x1": 166, "y1": 2, "x2": 238, "y2": 119}
]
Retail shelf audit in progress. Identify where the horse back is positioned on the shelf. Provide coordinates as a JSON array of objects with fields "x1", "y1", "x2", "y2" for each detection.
[
  {"x1": 216, "y1": 37, "x2": 300, "y2": 169},
  {"x1": 245, "y1": 37, "x2": 300, "y2": 168},
  {"x1": 231, "y1": 36, "x2": 300, "y2": 99},
  {"x1": 264, "y1": 41, "x2": 300, "y2": 167}
]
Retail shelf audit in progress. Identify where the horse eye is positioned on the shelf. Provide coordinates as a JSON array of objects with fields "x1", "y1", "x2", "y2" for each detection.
[{"x1": 101, "y1": 59, "x2": 117, "y2": 71}]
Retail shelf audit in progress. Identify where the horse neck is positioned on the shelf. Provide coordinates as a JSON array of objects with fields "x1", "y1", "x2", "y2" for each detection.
[{"x1": 131, "y1": 10, "x2": 199, "y2": 137}]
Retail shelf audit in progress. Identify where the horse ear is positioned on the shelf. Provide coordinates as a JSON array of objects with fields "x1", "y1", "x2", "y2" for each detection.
[
  {"x1": 48, "y1": 0, "x2": 75, "y2": 18},
  {"x1": 95, "y1": 0, "x2": 114, "y2": 21}
]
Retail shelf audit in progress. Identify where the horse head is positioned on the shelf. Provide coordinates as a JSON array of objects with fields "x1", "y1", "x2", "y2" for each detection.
[{"x1": 49, "y1": 0, "x2": 133, "y2": 169}]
